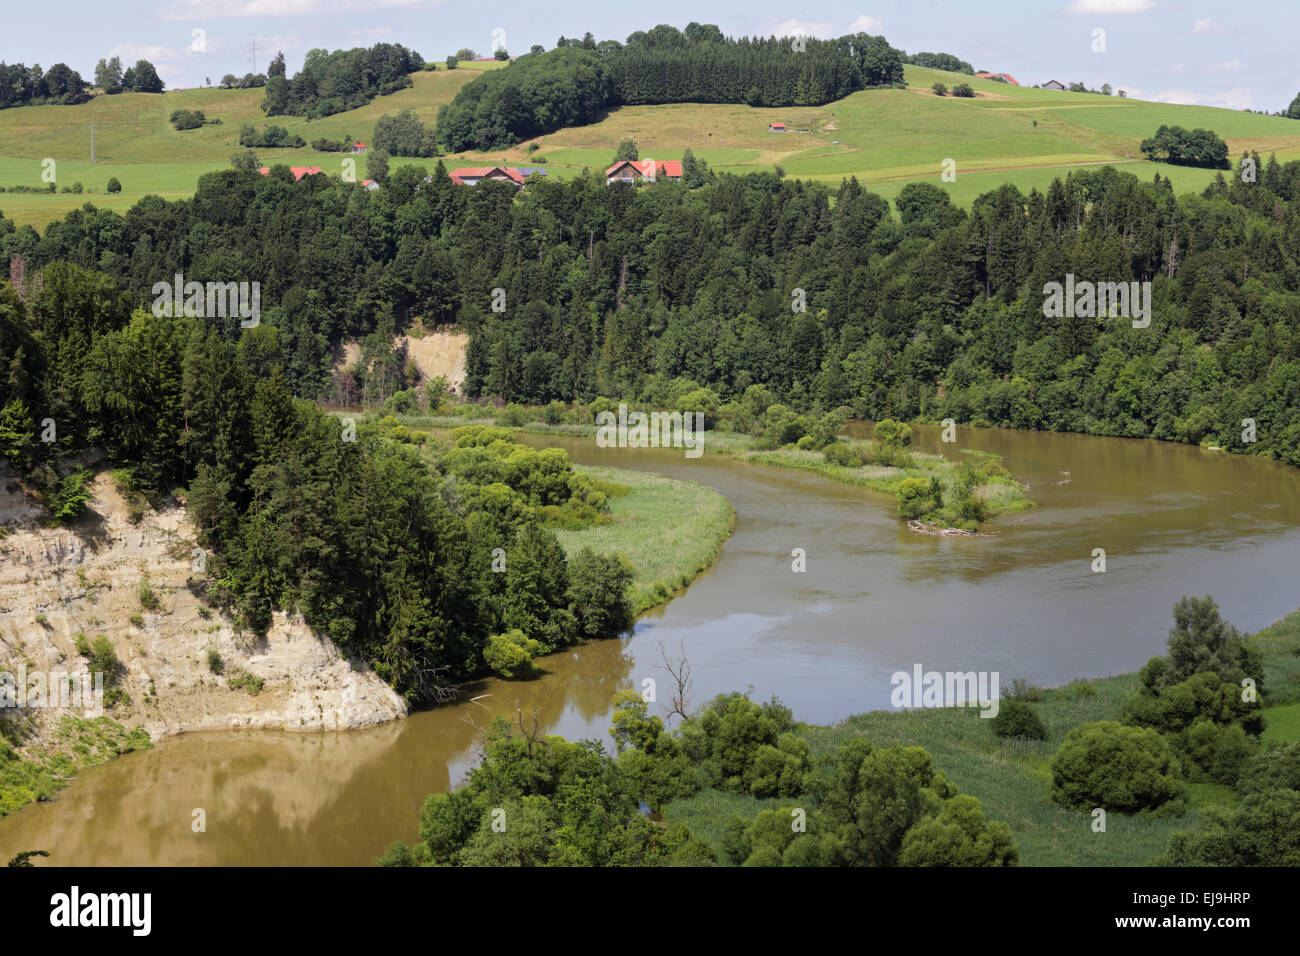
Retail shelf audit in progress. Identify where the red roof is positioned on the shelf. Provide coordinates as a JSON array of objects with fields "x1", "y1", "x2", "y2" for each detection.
[
  {"x1": 769, "y1": 122, "x2": 786, "y2": 129},
  {"x1": 257, "y1": 166, "x2": 322, "y2": 181},
  {"x1": 975, "y1": 72, "x2": 1020, "y2": 86},
  {"x1": 604, "y1": 159, "x2": 683, "y2": 180},
  {"x1": 448, "y1": 166, "x2": 527, "y2": 186}
]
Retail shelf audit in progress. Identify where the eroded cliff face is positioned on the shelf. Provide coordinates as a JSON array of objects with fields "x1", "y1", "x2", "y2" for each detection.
[{"x1": 0, "y1": 463, "x2": 406, "y2": 752}]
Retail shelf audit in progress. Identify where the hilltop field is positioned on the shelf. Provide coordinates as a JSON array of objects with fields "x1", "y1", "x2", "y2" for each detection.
[{"x1": 2, "y1": 62, "x2": 1299, "y2": 228}]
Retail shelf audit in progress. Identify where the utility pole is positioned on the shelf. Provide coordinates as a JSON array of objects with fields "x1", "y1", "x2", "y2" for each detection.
[
  {"x1": 90, "y1": 122, "x2": 95, "y2": 163},
  {"x1": 245, "y1": 40, "x2": 258, "y2": 73}
]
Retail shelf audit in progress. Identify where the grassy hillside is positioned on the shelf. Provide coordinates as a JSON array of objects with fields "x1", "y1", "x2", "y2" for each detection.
[{"x1": 3, "y1": 62, "x2": 1299, "y2": 228}]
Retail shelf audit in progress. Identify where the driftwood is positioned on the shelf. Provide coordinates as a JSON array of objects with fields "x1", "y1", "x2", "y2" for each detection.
[{"x1": 907, "y1": 520, "x2": 989, "y2": 537}]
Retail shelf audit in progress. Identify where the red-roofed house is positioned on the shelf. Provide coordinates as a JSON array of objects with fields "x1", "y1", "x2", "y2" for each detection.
[
  {"x1": 604, "y1": 159, "x2": 683, "y2": 185},
  {"x1": 257, "y1": 166, "x2": 323, "y2": 181},
  {"x1": 769, "y1": 122, "x2": 786, "y2": 132},
  {"x1": 351, "y1": 142, "x2": 368, "y2": 153},
  {"x1": 448, "y1": 166, "x2": 528, "y2": 188},
  {"x1": 976, "y1": 72, "x2": 1020, "y2": 86}
]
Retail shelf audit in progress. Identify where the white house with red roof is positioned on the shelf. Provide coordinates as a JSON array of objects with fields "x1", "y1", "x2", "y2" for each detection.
[{"x1": 604, "y1": 159, "x2": 683, "y2": 185}]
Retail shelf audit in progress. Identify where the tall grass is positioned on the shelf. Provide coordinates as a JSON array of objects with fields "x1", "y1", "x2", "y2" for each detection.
[{"x1": 553, "y1": 465, "x2": 734, "y2": 614}]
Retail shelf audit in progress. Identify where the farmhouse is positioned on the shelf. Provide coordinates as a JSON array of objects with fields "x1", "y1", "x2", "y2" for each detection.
[
  {"x1": 351, "y1": 142, "x2": 368, "y2": 153},
  {"x1": 257, "y1": 166, "x2": 323, "y2": 181},
  {"x1": 361, "y1": 179, "x2": 379, "y2": 191},
  {"x1": 605, "y1": 159, "x2": 683, "y2": 185},
  {"x1": 976, "y1": 72, "x2": 1019, "y2": 86},
  {"x1": 1042, "y1": 80, "x2": 1066, "y2": 91},
  {"x1": 768, "y1": 122, "x2": 786, "y2": 132},
  {"x1": 448, "y1": 166, "x2": 527, "y2": 187}
]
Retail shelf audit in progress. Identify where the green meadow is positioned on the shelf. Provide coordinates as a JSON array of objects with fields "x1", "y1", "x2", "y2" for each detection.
[{"x1": 4, "y1": 62, "x2": 1299, "y2": 228}]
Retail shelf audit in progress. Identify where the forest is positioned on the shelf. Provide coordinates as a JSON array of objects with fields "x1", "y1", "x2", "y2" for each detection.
[
  {"x1": 260, "y1": 43, "x2": 425, "y2": 119},
  {"x1": 436, "y1": 25, "x2": 904, "y2": 151},
  {"x1": 0, "y1": 266, "x2": 634, "y2": 703},
  {"x1": 6, "y1": 146, "x2": 1300, "y2": 467}
]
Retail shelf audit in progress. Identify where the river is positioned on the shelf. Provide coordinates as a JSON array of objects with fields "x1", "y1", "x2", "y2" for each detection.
[{"x1": 3, "y1": 424, "x2": 1299, "y2": 864}]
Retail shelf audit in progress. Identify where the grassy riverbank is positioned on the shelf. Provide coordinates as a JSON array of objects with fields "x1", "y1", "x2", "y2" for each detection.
[
  {"x1": 553, "y1": 465, "x2": 734, "y2": 615},
  {"x1": 663, "y1": 607, "x2": 1300, "y2": 866},
  {"x1": 1, "y1": 716, "x2": 150, "y2": 819}
]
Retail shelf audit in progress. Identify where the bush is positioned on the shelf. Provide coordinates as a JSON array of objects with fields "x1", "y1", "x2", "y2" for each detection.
[
  {"x1": 137, "y1": 576, "x2": 159, "y2": 611},
  {"x1": 43, "y1": 468, "x2": 94, "y2": 524},
  {"x1": 106, "y1": 177, "x2": 121, "y2": 193},
  {"x1": 1176, "y1": 719, "x2": 1253, "y2": 785},
  {"x1": 932, "y1": 82, "x2": 947, "y2": 96},
  {"x1": 992, "y1": 699, "x2": 1047, "y2": 740},
  {"x1": 952, "y1": 83, "x2": 974, "y2": 97},
  {"x1": 484, "y1": 629, "x2": 543, "y2": 678},
  {"x1": 169, "y1": 109, "x2": 206, "y2": 130},
  {"x1": 1050, "y1": 721, "x2": 1185, "y2": 813},
  {"x1": 822, "y1": 441, "x2": 861, "y2": 467},
  {"x1": 207, "y1": 648, "x2": 224, "y2": 675}
]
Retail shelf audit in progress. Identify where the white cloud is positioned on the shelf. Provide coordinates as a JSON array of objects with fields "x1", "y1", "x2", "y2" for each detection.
[
  {"x1": 161, "y1": 0, "x2": 323, "y2": 20},
  {"x1": 1066, "y1": 0, "x2": 1154, "y2": 14},
  {"x1": 772, "y1": 18, "x2": 836, "y2": 40},
  {"x1": 1192, "y1": 18, "x2": 1213, "y2": 33},
  {"x1": 1122, "y1": 86, "x2": 1254, "y2": 109},
  {"x1": 1210, "y1": 60, "x2": 1246, "y2": 72},
  {"x1": 110, "y1": 42, "x2": 181, "y2": 63},
  {"x1": 848, "y1": 15, "x2": 885, "y2": 33}
]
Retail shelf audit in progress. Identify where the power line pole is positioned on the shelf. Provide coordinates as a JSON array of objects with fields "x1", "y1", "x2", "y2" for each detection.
[
  {"x1": 90, "y1": 122, "x2": 95, "y2": 163},
  {"x1": 245, "y1": 40, "x2": 258, "y2": 73}
]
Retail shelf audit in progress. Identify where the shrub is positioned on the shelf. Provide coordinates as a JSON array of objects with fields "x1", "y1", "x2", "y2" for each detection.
[
  {"x1": 106, "y1": 177, "x2": 121, "y2": 193},
  {"x1": 484, "y1": 629, "x2": 543, "y2": 679},
  {"x1": 543, "y1": 401, "x2": 564, "y2": 425},
  {"x1": 169, "y1": 108, "x2": 206, "y2": 130},
  {"x1": 43, "y1": 468, "x2": 94, "y2": 524},
  {"x1": 952, "y1": 83, "x2": 974, "y2": 97},
  {"x1": 1050, "y1": 721, "x2": 1185, "y2": 813},
  {"x1": 228, "y1": 670, "x2": 264, "y2": 695},
  {"x1": 992, "y1": 699, "x2": 1047, "y2": 740},
  {"x1": 137, "y1": 576, "x2": 159, "y2": 611},
  {"x1": 1175, "y1": 719, "x2": 1253, "y2": 785},
  {"x1": 822, "y1": 441, "x2": 861, "y2": 467},
  {"x1": 932, "y1": 82, "x2": 947, "y2": 96},
  {"x1": 207, "y1": 648, "x2": 224, "y2": 675}
]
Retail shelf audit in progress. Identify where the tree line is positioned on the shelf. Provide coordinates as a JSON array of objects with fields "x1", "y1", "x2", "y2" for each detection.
[
  {"x1": 437, "y1": 24, "x2": 905, "y2": 151},
  {"x1": 6, "y1": 147, "x2": 1300, "y2": 472},
  {"x1": 260, "y1": 43, "x2": 425, "y2": 119}
]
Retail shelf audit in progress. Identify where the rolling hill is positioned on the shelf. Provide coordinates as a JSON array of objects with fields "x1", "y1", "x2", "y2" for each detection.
[{"x1": 2, "y1": 62, "x2": 1298, "y2": 229}]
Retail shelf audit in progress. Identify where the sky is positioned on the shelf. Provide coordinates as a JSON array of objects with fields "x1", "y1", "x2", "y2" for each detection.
[{"x1": 3, "y1": 0, "x2": 1298, "y2": 113}]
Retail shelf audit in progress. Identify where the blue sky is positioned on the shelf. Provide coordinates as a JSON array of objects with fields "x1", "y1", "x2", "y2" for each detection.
[{"x1": 4, "y1": 0, "x2": 1297, "y2": 112}]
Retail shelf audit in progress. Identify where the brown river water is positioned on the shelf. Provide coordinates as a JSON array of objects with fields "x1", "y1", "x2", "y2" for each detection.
[{"x1": 3, "y1": 424, "x2": 1299, "y2": 864}]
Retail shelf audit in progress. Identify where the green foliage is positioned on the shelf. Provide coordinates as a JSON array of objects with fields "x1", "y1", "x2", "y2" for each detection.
[
  {"x1": 931, "y1": 82, "x2": 947, "y2": 96},
  {"x1": 260, "y1": 44, "x2": 423, "y2": 118},
  {"x1": 1160, "y1": 789, "x2": 1300, "y2": 865},
  {"x1": 1050, "y1": 721, "x2": 1185, "y2": 813},
  {"x1": 137, "y1": 575, "x2": 159, "y2": 611},
  {"x1": 227, "y1": 670, "x2": 265, "y2": 695},
  {"x1": 372, "y1": 109, "x2": 439, "y2": 157},
  {"x1": 7, "y1": 849, "x2": 49, "y2": 866},
  {"x1": 951, "y1": 83, "x2": 974, "y2": 97},
  {"x1": 484, "y1": 629, "x2": 544, "y2": 678},
  {"x1": 43, "y1": 468, "x2": 93, "y2": 524},
  {"x1": 1140, "y1": 124, "x2": 1229, "y2": 169},
  {"x1": 238, "y1": 124, "x2": 306, "y2": 149},
  {"x1": 992, "y1": 699, "x2": 1047, "y2": 740},
  {"x1": 206, "y1": 648, "x2": 224, "y2": 675},
  {"x1": 169, "y1": 109, "x2": 206, "y2": 130}
]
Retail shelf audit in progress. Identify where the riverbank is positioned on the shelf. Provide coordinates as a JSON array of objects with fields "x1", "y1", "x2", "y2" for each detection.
[
  {"x1": 0, "y1": 457, "x2": 733, "y2": 823},
  {"x1": 664, "y1": 606, "x2": 1300, "y2": 866},
  {"x1": 392, "y1": 412, "x2": 1033, "y2": 529},
  {"x1": 554, "y1": 465, "x2": 734, "y2": 615}
]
